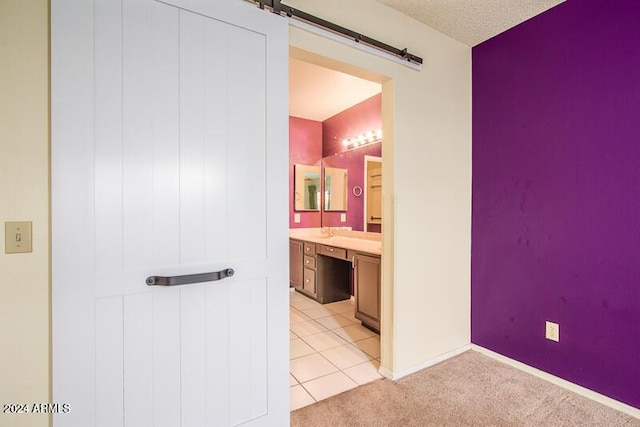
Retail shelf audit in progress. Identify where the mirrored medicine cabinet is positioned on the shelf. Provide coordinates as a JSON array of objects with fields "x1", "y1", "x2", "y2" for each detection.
[{"x1": 294, "y1": 163, "x2": 348, "y2": 213}]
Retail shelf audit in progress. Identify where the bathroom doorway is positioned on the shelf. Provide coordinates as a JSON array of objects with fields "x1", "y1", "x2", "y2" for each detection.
[{"x1": 287, "y1": 50, "x2": 391, "y2": 410}]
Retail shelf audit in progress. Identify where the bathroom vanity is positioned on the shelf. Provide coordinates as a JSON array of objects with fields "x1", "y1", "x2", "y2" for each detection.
[{"x1": 289, "y1": 229, "x2": 381, "y2": 332}]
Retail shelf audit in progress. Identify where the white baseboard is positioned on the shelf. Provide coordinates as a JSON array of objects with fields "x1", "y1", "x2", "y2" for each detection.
[
  {"x1": 472, "y1": 344, "x2": 640, "y2": 420},
  {"x1": 378, "y1": 344, "x2": 471, "y2": 381}
]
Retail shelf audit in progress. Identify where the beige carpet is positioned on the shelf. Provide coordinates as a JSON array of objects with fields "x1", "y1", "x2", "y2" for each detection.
[{"x1": 291, "y1": 350, "x2": 640, "y2": 426}]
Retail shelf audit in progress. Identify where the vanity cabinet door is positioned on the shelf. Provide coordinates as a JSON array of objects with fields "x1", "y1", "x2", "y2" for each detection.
[
  {"x1": 354, "y1": 254, "x2": 381, "y2": 332},
  {"x1": 289, "y1": 239, "x2": 303, "y2": 289},
  {"x1": 304, "y1": 255, "x2": 316, "y2": 270},
  {"x1": 303, "y1": 268, "x2": 316, "y2": 295},
  {"x1": 303, "y1": 242, "x2": 316, "y2": 256}
]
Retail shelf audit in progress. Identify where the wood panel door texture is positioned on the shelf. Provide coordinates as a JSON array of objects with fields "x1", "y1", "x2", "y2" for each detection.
[{"x1": 52, "y1": 0, "x2": 288, "y2": 425}]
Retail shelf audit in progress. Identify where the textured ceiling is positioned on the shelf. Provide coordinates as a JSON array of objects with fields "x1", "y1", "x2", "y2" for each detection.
[{"x1": 374, "y1": 0, "x2": 565, "y2": 46}]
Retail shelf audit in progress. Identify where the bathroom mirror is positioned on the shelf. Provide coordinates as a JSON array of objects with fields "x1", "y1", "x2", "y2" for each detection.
[
  {"x1": 324, "y1": 167, "x2": 348, "y2": 211},
  {"x1": 294, "y1": 164, "x2": 321, "y2": 211}
]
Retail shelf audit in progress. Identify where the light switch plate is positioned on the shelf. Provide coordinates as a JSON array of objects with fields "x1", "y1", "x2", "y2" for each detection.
[
  {"x1": 340, "y1": 213, "x2": 346, "y2": 222},
  {"x1": 5, "y1": 221, "x2": 32, "y2": 254}
]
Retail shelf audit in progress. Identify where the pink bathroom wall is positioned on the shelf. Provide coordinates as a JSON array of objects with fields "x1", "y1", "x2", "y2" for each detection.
[
  {"x1": 289, "y1": 116, "x2": 323, "y2": 228},
  {"x1": 322, "y1": 143, "x2": 381, "y2": 231},
  {"x1": 322, "y1": 94, "x2": 382, "y2": 231},
  {"x1": 322, "y1": 94, "x2": 382, "y2": 157},
  {"x1": 289, "y1": 94, "x2": 382, "y2": 231}
]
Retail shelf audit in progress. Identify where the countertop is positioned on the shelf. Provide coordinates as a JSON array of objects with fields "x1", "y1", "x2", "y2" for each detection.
[{"x1": 289, "y1": 228, "x2": 381, "y2": 256}]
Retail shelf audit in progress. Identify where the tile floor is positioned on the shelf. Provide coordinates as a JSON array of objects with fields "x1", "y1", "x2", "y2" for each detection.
[{"x1": 289, "y1": 290, "x2": 382, "y2": 411}]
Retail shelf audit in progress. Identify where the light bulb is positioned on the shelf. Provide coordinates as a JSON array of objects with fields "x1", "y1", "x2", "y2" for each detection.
[
  {"x1": 366, "y1": 131, "x2": 374, "y2": 142},
  {"x1": 376, "y1": 129, "x2": 383, "y2": 139}
]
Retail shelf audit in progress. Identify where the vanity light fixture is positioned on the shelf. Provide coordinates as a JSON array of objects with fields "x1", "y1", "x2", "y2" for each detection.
[{"x1": 342, "y1": 129, "x2": 382, "y2": 151}]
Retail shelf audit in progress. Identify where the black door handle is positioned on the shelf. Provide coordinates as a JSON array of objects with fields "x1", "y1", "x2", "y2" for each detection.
[{"x1": 146, "y1": 268, "x2": 235, "y2": 286}]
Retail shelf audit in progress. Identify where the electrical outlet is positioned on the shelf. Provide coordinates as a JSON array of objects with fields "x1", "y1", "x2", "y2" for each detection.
[
  {"x1": 545, "y1": 321, "x2": 560, "y2": 342},
  {"x1": 294, "y1": 213, "x2": 301, "y2": 223},
  {"x1": 340, "y1": 213, "x2": 346, "y2": 222}
]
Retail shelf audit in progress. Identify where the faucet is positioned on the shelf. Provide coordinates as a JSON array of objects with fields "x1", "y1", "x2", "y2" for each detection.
[{"x1": 328, "y1": 227, "x2": 334, "y2": 238}]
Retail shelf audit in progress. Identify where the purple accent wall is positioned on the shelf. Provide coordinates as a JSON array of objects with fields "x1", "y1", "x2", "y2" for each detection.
[
  {"x1": 323, "y1": 94, "x2": 382, "y2": 157},
  {"x1": 289, "y1": 116, "x2": 322, "y2": 228},
  {"x1": 472, "y1": 0, "x2": 640, "y2": 409}
]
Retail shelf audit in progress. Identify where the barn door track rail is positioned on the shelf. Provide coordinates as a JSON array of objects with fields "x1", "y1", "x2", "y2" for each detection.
[{"x1": 253, "y1": 0, "x2": 423, "y2": 67}]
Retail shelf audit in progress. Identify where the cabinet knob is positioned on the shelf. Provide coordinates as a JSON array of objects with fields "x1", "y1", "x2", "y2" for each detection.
[{"x1": 305, "y1": 260, "x2": 309, "y2": 264}]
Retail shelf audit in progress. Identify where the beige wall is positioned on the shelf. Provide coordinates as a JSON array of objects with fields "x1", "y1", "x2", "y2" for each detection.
[
  {"x1": 0, "y1": 0, "x2": 469, "y2": 420},
  {"x1": 0, "y1": 1, "x2": 50, "y2": 426},
  {"x1": 288, "y1": 0, "x2": 472, "y2": 374}
]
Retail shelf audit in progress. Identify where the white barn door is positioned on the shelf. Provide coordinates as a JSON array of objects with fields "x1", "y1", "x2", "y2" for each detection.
[{"x1": 51, "y1": 1, "x2": 288, "y2": 426}]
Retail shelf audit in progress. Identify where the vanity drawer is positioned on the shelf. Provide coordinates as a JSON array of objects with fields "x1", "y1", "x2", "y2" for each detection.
[
  {"x1": 317, "y1": 244, "x2": 347, "y2": 260},
  {"x1": 304, "y1": 255, "x2": 316, "y2": 270},
  {"x1": 303, "y1": 242, "x2": 316, "y2": 256},
  {"x1": 303, "y1": 268, "x2": 316, "y2": 294}
]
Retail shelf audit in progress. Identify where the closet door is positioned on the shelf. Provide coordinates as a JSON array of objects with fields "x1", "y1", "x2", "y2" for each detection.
[{"x1": 51, "y1": 1, "x2": 288, "y2": 425}]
